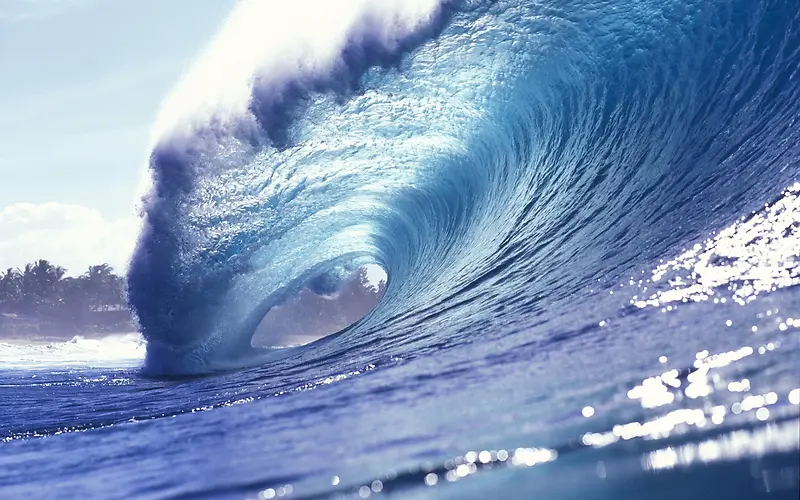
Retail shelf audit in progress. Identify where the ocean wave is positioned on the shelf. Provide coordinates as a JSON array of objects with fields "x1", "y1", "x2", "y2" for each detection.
[{"x1": 128, "y1": 0, "x2": 800, "y2": 375}]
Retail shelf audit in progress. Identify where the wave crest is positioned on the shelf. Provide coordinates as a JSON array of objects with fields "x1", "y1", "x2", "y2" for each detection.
[{"x1": 128, "y1": 0, "x2": 800, "y2": 376}]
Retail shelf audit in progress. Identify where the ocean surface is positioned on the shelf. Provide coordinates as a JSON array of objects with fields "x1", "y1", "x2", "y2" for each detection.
[{"x1": 2, "y1": 0, "x2": 800, "y2": 498}]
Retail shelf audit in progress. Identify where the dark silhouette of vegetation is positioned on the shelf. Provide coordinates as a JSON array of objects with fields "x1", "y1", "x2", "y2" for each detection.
[
  {"x1": 254, "y1": 266, "x2": 387, "y2": 345},
  {"x1": 0, "y1": 260, "x2": 132, "y2": 338},
  {"x1": 0, "y1": 260, "x2": 385, "y2": 341}
]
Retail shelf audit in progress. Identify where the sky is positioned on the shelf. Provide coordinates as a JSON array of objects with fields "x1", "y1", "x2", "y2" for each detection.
[{"x1": 0, "y1": 0, "x2": 236, "y2": 276}]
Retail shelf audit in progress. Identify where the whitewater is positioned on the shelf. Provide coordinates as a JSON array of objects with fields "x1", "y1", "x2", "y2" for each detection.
[{"x1": 2, "y1": 0, "x2": 799, "y2": 498}]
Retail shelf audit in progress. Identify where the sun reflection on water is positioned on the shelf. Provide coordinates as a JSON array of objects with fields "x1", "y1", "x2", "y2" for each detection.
[
  {"x1": 582, "y1": 338, "x2": 799, "y2": 450},
  {"x1": 643, "y1": 420, "x2": 800, "y2": 471},
  {"x1": 632, "y1": 183, "x2": 800, "y2": 309}
]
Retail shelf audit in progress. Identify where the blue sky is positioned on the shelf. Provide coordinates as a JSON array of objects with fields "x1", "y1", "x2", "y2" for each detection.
[{"x1": 0, "y1": 0, "x2": 235, "y2": 274}]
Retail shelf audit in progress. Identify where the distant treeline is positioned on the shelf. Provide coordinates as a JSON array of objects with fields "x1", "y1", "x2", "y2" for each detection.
[
  {"x1": 0, "y1": 260, "x2": 133, "y2": 337},
  {"x1": 256, "y1": 266, "x2": 387, "y2": 344},
  {"x1": 0, "y1": 260, "x2": 387, "y2": 340}
]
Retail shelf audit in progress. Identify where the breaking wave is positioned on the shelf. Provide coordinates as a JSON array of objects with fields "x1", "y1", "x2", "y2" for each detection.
[{"x1": 127, "y1": 0, "x2": 800, "y2": 375}]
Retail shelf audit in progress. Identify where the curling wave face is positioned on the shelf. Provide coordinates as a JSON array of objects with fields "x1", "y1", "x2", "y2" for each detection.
[{"x1": 128, "y1": 0, "x2": 800, "y2": 376}]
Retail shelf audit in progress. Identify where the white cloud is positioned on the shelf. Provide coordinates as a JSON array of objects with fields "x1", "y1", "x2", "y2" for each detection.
[{"x1": 0, "y1": 202, "x2": 140, "y2": 276}]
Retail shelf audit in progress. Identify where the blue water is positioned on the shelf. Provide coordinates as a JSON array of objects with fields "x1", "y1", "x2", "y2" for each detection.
[{"x1": 2, "y1": 0, "x2": 800, "y2": 497}]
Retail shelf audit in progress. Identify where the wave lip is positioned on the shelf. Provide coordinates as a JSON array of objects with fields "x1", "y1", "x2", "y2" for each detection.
[{"x1": 151, "y1": 0, "x2": 446, "y2": 142}]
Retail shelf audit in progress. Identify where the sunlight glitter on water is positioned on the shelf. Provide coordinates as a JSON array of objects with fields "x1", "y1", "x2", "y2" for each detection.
[
  {"x1": 642, "y1": 419, "x2": 800, "y2": 471},
  {"x1": 581, "y1": 333, "x2": 800, "y2": 452},
  {"x1": 632, "y1": 183, "x2": 800, "y2": 309}
]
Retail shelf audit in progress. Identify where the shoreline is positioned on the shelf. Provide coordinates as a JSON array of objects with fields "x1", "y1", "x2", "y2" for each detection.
[{"x1": 0, "y1": 330, "x2": 141, "y2": 345}]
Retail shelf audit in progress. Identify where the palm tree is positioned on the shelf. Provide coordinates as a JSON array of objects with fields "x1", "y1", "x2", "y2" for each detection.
[
  {"x1": 82, "y1": 264, "x2": 124, "y2": 311},
  {"x1": 19, "y1": 260, "x2": 66, "y2": 315},
  {"x1": 0, "y1": 259, "x2": 136, "y2": 336},
  {"x1": 0, "y1": 267, "x2": 22, "y2": 312}
]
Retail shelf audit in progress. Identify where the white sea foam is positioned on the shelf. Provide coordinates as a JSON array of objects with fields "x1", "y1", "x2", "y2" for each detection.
[
  {"x1": 151, "y1": 0, "x2": 443, "y2": 142},
  {"x1": 0, "y1": 333, "x2": 146, "y2": 370}
]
